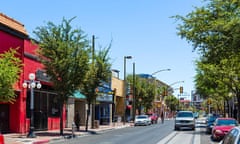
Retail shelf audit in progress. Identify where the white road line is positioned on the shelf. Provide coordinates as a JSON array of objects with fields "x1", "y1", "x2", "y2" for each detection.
[
  {"x1": 156, "y1": 131, "x2": 177, "y2": 144},
  {"x1": 156, "y1": 128, "x2": 201, "y2": 144}
]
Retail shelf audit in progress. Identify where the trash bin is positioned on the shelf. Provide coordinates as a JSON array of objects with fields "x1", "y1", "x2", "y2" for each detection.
[{"x1": 94, "y1": 120, "x2": 99, "y2": 129}]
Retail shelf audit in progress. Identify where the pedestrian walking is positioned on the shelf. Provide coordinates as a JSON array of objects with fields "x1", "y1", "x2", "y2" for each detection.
[
  {"x1": 74, "y1": 111, "x2": 80, "y2": 131},
  {"x1": 161, "y1": 111, "x2": 164, "y2": 124}
]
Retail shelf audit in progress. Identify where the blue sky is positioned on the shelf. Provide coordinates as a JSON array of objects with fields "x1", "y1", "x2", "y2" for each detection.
[{"x1": 1, "y1": 0, "x2": 204, "y2": 98}]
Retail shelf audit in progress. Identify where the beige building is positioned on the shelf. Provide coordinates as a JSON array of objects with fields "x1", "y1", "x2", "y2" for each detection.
[{"x1": 111, "y1": 76, "x2": 125, "y2": 119}]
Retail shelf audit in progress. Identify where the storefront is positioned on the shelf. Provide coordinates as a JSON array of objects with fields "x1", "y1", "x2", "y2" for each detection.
[
  {"x1": 95, "y1": 83, "x2": 114, "y2": 125},
  {"x1": 0, "y1": 13, "x2": 66, "y2": 133}
]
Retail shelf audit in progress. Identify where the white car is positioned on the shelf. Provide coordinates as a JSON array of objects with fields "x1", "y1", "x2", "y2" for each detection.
[
  {"x1": 134, "y1": 115, "x2": 151, "y2": 126},
  {"x1": 174, "y1": 111, "x2": 195, "y2": 130}
]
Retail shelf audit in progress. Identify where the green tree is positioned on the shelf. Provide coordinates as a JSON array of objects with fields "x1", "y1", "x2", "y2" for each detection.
[
  {"x1": 34, "y1": 17, "x2": 90, "y2": 135},
  {"x1": 81, "y1": 38, "x2": 112, "y2": 131},
  {"x1": 0, "y1": 48, "x2": 22, "y2": 103},
  {"x1": 127, "y1": 75, "x2": 155, "y2": 114},
  {"x1": 164, "y1": 95, "x2": 178, "y2": 112},
  {"x1": 175, "y1": 0, "x2": 240, "y2": 119}
]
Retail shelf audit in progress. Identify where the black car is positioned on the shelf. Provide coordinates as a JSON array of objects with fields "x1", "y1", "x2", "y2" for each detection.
[{"x1": 206, "y1": 114, "x2": 219, "y2": 134}]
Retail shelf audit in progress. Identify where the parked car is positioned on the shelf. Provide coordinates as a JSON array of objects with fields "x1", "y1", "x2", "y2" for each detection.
[
  {"x1": 219, "y1": 126, "x2": 240, "y2": 144},
  {"x1": 196, "y1": 116, "x2": 207, "y2": 127},
  {"x1": 193, "y1": 112, "x2": 199, "y2": 119},
  {"x1": 211, "y1": 117, "x2": 238, "y2": 141},
  {"x1": 206, "y1": 114, "x2": 219, "y2": 134},
  {"x1": 134, "y1": 115, "x2": 151, "y2": 126},
  {"x1": 147, "y1": 113, "x2": 158, "y2": 124},
  {"x1": 174, "y1": 111, "x2": 195, "y2": 130}
]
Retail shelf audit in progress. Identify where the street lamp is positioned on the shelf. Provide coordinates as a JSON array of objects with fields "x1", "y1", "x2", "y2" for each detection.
[
  {"x1": 132, "y1": 62, "x2": 136, "y2": 121},
  {"x1": 169, "y1": 80, "x2": 184, "y2": 87},
  {"x1": 23, "y1": 73, "x2": 41, "y2": 138},
  {"x1": 168, "y1": 80, "x2": 184, "y2": 111},
  {"x1": 151, "y1": 69, "x2": 171, "y2": 76},
  {"x1": 151, "y1": 68, "x2": 171, "y2": 99},
  {"x1": 123, "y1": 56, "x2": 132, "y2": 124},
  {"x1": 151, "y1": 69, "x2": 171, "y2": 114}
]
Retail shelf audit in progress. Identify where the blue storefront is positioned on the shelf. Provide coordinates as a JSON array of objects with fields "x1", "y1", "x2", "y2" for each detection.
[{"x1": 95, "y1": 83, "x2": 114, "y2": 125}]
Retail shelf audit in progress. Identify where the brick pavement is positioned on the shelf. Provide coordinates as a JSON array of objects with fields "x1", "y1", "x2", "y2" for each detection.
[{"x1": 3, "y1": 122, "x2": 133, "y2": 144}]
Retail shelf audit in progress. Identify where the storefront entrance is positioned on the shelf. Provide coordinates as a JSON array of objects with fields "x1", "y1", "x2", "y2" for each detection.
[
  {"x1": 26, "y1": 87, "x2": 59, "y2": 131},
  {"x1": 0, "y1": 104, "x2": 9, "y2": 133}
]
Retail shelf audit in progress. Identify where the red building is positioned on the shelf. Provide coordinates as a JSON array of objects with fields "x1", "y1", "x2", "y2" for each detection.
[{"x1": 0, "y1": 13, "x2": 66, "y2": 133}]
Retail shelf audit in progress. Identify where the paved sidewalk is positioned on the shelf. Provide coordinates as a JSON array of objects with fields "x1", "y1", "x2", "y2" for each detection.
[{"x1": 3, "y1": 122, "x2": 133, "y2": 144}]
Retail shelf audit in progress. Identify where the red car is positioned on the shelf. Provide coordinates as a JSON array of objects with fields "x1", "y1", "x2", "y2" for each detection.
[
  {"x1": 147, "y1": 113, "x2": 158, "y2": 124},
  {"x1": 211, "y1": 117, "x2": 238, "y2": 141}
]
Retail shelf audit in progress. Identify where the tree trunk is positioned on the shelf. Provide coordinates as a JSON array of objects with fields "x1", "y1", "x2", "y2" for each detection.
[
  {"x1": 59, "y1": 100, "x2": 64, "y2": 135},
  {"x1": 237, "y1": 93, "x2": 240, "y2": 122},
  {"x1": 91, "y1": 100, "x2": 95, "y2": 129},
  {"x1": 85, "y1": 103, "x2": 90, "y2": 131}
]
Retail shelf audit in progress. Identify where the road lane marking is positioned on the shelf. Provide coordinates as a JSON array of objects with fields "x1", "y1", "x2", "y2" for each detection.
[{"x1": 156, "y1": 127, "x2": 201, "y2": 144}]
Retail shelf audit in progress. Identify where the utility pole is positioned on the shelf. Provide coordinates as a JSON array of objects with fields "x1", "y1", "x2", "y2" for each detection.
[
  {"x1": 132, "y1": 62, "x2": 136, "y2": 121},
  {"x1": 91, "y1": 35, "x2": 95, "y2": 129}
]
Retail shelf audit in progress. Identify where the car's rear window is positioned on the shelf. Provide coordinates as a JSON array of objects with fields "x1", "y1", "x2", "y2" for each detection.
[
  {"x1": 137, "y1": 116, "x2": 148, "y2": 119},
  {"x1": 217, "y1": 119, "x2": 237, "y2": 126},
  {"x1": 177, "y1": 112, "x2": 193, "y2": 117}
]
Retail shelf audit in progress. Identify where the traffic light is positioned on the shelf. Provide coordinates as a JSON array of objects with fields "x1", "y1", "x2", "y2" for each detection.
[{"x1": 180, "y1": 86, "x2": 183, "y2": 94}]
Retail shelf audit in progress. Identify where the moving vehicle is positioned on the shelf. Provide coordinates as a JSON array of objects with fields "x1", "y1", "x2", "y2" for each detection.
[
  {"x1": 219, "y1": 126, "x2": 240, "y2": 144},
  {"x1": 134, "y1": 115, "x2": 151, "y2": 126},
  {"x1": 206, "y1": 114, "x2": 219, "y2": 134},
  {"x1": 147, "y1": 113, "x2": 158, "y2": 124},
  {"x1": 174, "y1": 111, "x2": 195, "y2": 130},
  {"x1": 211, "y1": 117, "x2": 238, "y2": 141}
]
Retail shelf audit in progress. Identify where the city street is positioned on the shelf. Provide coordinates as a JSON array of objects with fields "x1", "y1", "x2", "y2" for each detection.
[{"x1": 49, "y1": 119, "x2": 219, "y2": 144}]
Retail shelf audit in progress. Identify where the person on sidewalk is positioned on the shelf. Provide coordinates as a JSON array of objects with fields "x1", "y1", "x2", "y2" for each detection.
[
  {"x1": 160, "y1": 111, "x2": 164, "y2": 124},
  {"x1": 74, "y1": 111, "x2": 80, "y2": 131}
]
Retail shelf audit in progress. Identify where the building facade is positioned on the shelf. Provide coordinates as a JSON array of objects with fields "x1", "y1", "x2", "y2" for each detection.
[{"x1": 0, "y1": 13, "x2": 66, "y2": 133}]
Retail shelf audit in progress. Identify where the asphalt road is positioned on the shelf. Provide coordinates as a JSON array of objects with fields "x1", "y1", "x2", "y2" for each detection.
[
  {"x1": 50, "y1": 119, "x2": 220, "y2": 144},
  {"x1": 50, "y1": 120, "x2": 174, "y2": 144}
]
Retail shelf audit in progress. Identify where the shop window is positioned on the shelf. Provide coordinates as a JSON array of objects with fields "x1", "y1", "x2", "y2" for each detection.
[{"x1": 48, "y1": 94, "x2": 60, "y2": 117}]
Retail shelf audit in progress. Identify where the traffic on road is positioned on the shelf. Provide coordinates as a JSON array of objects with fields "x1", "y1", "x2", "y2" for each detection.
[{"x1": 49, "y1": 112, "x2": 240, "y2": 144}]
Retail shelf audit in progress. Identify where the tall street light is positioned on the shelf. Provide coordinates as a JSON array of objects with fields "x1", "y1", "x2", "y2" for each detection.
[
  {"x1": 151, "y1": 69, "x2": 171, "y2": 76},
  {"x1": 169, "y1": 80, "x2": 184, "y2": 87},
  {"x1": 151, "y1": 68, "x2": 171, "y2": 98},
  {"x1": 151, "y1": 68, "x2": 171, "y2": 100},
  {"x1": 151, "y1": 69, "x2": 171, "y2": 116},
  {"x1": 132, "y1": 62, "x2": 136, "y2": 121},
  {"x1": 123, "y1": 56, "x2": 132, "y2": 125},
  {"x1": 23, "y1": 73, "x2": 42, "y2": 138},
  {"x1": 169, "y1": 80, "x2": 184, "y2": 110}
]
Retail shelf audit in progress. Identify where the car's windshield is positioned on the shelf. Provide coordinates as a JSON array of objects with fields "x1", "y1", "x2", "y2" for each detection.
[
  {"x1": 217, "y1": 119, "x2": 237, "y2": 126},
  {"x1": 177, "y1": 112, "x2": 193, "y2": 117},
  {"x1": 136, "y1": 116, "x2": 148, "y2": 119},
  {"x1": 208, "y1": 116, "x2": 217, "y2": 122}
]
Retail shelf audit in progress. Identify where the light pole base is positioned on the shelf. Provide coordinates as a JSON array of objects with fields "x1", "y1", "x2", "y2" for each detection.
[{"x1": 27, "y1": 127, "x2": 36, "y2": 138}]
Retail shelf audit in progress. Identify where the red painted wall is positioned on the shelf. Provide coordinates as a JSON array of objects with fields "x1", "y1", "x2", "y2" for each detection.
[
  {"x1": 0, "y1": 30, "x2": 25, "y2": 133},
  {"x1": 0, "y1": 28, "x2": 66, "y2": 133}
]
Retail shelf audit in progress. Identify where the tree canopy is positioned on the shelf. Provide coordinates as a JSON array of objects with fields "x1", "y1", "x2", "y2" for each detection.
[
  {"x1": 175, "y1": 0, "x2": 240, "y2": 118},
  {"x1": 0, "y1": 48, "x2": 22, "y2": 103},
  {"x1": 34, "y1": 17, "x2": 90, "y2": 135}
]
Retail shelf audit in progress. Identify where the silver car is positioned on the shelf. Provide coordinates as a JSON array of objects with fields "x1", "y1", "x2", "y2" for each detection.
[
  {"x1": 174, "y1": 111, "x2": 195, "y2": 130},
  {"x1": 134, "y1": 115, "x2": 151, "y2": 126}
]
